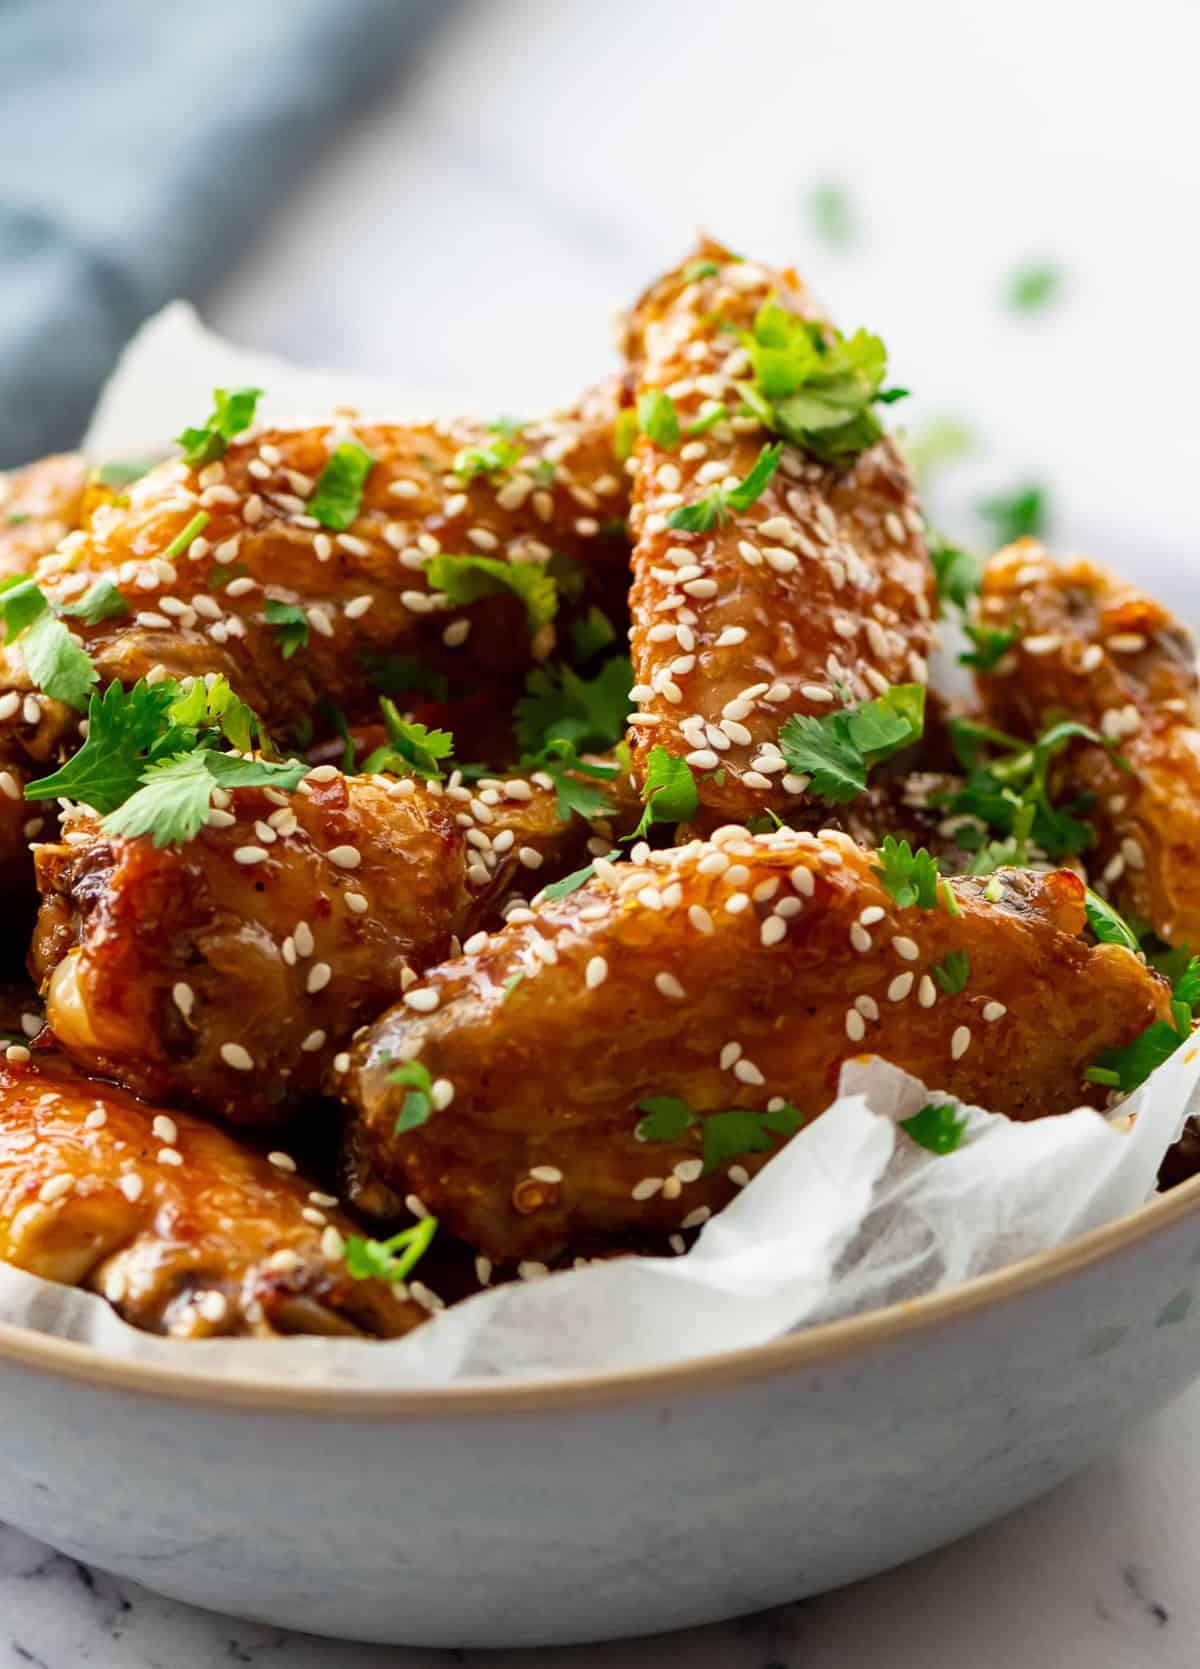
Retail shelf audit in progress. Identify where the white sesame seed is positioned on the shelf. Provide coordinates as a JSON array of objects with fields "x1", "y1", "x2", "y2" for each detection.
[
  {"x1": 267, "y1": 1151, "x2": 297, "y2": 1173},
  {"x1": 39, "y1": 1174, "x2": 74, "y2": 1203},
  {"x1": 728, "y1": 1164, "x2": 750, "y2": 1187},
  {"x1": 530, "y1": 1165, "x2": 564, "y2": 1184},
  {"x1": 197, "y1": 1291, "x2": 229, "y2": 1324},
  {"x1": 294, "y1": 921, "x2": 314, "y2": 958},
  {"x1": 859, "y1": 906, "x2": 885, "y2": 926},
  {"x1": 951, "y1": 1026, "x2": 971, "y2": 1060},
  {"x1": 982, "y1": 1001, "x2": 1007, "y2": 1022},
  {"x1": 84, "y1": 1108, "x2": 107, "y2": 1130},
  {"x1": 306, "y1": 962, "x2": 332, "y2": 995},
  {"x1": 301, "y1": 1029, "x2": 327, "y2": 1052},
  {"x1": 220, "y1": 1043, "x2": 255, "y2": 1071},
  {"x1": 845, "y1": 1009, "x2": 867, "y2": 1042},
  {"x1": 152, "y1": 1114, "x2": 178, "y2": 1145},
  {"x1": 893, "y1": 936, "x2": 919, "y2": 962},
  {"x1": 655, "y1": 971, "x2": 686, "y2": 1000},
  {"x1": 327, "y1": 845, "x2": 362, "y2": 870},
  {"x1": 918, "y1": 975, "x2": 937, "y2": 1008},
  {"x1": 585, "y1": 956, "x2": 608, "y2": 989},
  {"x1": 888, "y1": 973, "x2": 914, "y2": 1002},
  {"x1": 404, "y1": 988, "x2": 440, "y2": 1013},
  {"x1": 761, "y1": 915, "x2": 787, "y2": 946},
  {"x1": 632, "y1": 1177, "x2": 663, "y2": 1201},
  {"x1": 518, "y1": 846, "x2": 544, "y2": 870},
  {"x1": 5, "y1": 1044, "x2": 31, "y2": 1065},
  {"x1": 734, "y1": 1059, "x2": 765, "y2": 1086},
  {"x1": 118, "y1": 1173, "x2": 144, "y2": 1202},
  {"x1": 157, "y1": 1148, "x2": 184, "y2": 1168},
  {"x1": 850, "y1": 923, "x2": 872, "y2": 953},
  {"x1": 233, "y1": 846, "x2": 269, "y2": 866}
]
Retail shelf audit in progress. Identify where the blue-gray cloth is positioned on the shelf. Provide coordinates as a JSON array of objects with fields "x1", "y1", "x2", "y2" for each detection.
[{"x1": 0, "y1": 0, "x2": 447, "y2": 468}]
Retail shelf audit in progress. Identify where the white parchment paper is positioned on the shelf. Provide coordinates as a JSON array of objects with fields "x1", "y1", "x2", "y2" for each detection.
[{"x1": 0, "y1": 307, "x2": 1191, "y2": 1385}]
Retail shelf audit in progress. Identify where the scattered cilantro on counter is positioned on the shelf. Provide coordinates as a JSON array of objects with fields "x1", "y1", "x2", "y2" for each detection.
[
  {"x1": 808, "y1": 182, "x2": 858, "y2": 248},
  {"x1": 1005, "y1": 262, "x2": 1063, "y2": 314}
]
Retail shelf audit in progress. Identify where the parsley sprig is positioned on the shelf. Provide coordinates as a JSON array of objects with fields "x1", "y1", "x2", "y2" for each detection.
[
  {"x1": 779, "y1": 683, "x2": 925, "y2": 803},
  {"x1": 636, "y1": 1094, "x2": 806, "y2": 1174},
  {"x1": 735, "y1": 296, "x2": 903, "y2": 463}
]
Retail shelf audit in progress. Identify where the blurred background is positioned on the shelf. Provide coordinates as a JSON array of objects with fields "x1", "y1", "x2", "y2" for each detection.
[{"x1": 4, "y1": 0, "x2": 1199, "y2": 595}]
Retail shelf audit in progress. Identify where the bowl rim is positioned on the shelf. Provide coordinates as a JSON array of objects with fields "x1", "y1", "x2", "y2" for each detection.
[{"x1": 1, "y1": 1168, "x2": 1199, "y2": 1418}]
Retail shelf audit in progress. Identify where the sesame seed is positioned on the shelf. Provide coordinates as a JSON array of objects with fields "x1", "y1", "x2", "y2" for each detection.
[
  {"x1": 431, "y1": 1078, "x2": 455, "y2": 1111},
  {"x1": 951, "y1": 1026, "x2": 971, "y2": 1060},
  {"x1": 220, "y1": 1042, "x2": 254, "y2": 1071},
  {"x1": 321, "y1": 1226, "x2": 346, "y2": 1260},
  {"x1": 632, "y1": 1177, "x2": 663, "y2": 1201},
  {"x1": 674, "y1": 1158, "x2": 704, "y2": 1184},
  {"x1": 681, "y1": 1206, "x2": 711, "y2": 1230},
  {"x1": 38, "y1": 1174, "x2": 74, "y2": 1203},
  {"x1": 5, "y1": 1044, "x2": 30, "y2": 1064},
  {"x1": 118, "y1": 1174, "x2": 144, "y2": 1203},
  {"x1": 475, "y1": 1255, "x2": 493, "y2": 1286},
  {"x1": 327, "y1": 845, "x2": 362, "y2": 870},
  {"x1": 728, "y1": 1164, "x2": 750, "y2": 1187},
  {"x1": 404, "y1": 988, "x2": 440, "y2": 1012},
  {"x1": 918, "y1": 975, "x2": 936, "y2": 1008},
  {"x1": 790, "y1": 865, "x2": 815, "y2": 896},
  {"x1": 888, "y1": 973, "x2": 914, "y2": 1002},
  {"x1": 84, "y1": 1108, "x2": 107, "y2": 1130},
  {"x1": 344, "y1": 594, "x2": 374, "y2": 619},
  {"x1": 761, "y1": 916, "x2": 787, "y2": 946},
  {"x1": 268, "y1": 1151, "x2": 297, "y2": 1173},
  {"x1": 306, "y1": 962, "x2": 332, "y2": 995},
  {"x1": 850, "y1": 923, "x2": 872, "y2": 953},
  {"x1": 733, "y1": 1059, "x2": 765, "y2": 1086},
  {"x1": 301, "y1": 1029, "x2": 327, "y2": 1052},
  {"x1": 585, "y1": 956, "x2": 608, "y2": 989},
  {"x1": 655, "y1": 971, "x2": 686, "y2": 1000},
  {"x1": 152, "y1": 1114, "x2": 178, "y2": 1145},
  {"x1": 157, "y1": 1148, "x2": 184, "y2": 1168},
  {"x1": 982, "y1": 1001, "x2": 1007, "y2": 1022},
  {"x1": 893, "y1": 936, "x2": 919, "y2": 961},
  {"x1": 859, "y1": 906, "x2": 885, "y2": 926},
  {"x1": 233, "y1": 846, "x2": 269, "y2": 866},
  {"x1": 197, "y1": 1291, "x2": 229, "y2": 1324},
  {"x1": 530, "y1": 1165, "x2": 563, "y2": 1184},
  {"x1": 845, "y1": 1009, "x2": 866, "y2": 1042}
]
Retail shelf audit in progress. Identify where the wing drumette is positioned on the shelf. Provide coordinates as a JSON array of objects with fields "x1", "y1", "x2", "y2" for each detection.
[
  {"x1": 0, "y1": 453, "x2": 88, "y2": 579},
  {"x1": 340, "y1": 825, "x2": 1168, "y2": 1262}
]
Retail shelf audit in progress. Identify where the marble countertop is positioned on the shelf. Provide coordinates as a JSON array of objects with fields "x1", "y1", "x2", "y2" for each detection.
[{"x1": 8, "y1": 0, "x2": 1200, "y2": 1662}]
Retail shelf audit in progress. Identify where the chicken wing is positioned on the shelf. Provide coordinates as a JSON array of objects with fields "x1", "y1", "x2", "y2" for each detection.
[
  {"x1": 340, "y1": 825, "x2": 1167, "y2": 1262},
  {"x1": 30, "y1": 760, "x2": 633, "y2": 1124},
  {"x1": 976, "y1": 542, "x2": 1200, "y2": 945},
  {"x1": 2, "y1": 393, "x2": 629, "y2": 755},
  {"x1": 0, "y1": 453, "x2": 88, "y2": 579},
  {"x1": 623, "y1": 240, "x2": 934, "y2": 823},
  {"x1": 0, "y1": 1056, "x2": 425, "y2": 1338}
]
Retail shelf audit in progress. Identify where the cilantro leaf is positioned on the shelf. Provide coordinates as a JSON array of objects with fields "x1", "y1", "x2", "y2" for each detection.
[
  {"x1": 101, "y1": 751, "x2": 218, "y2": 846},
  {"x1": 899, "y1": 1102, "x2": 968, "y2": 1155},
  {"x1": 929, "y1": 537, "x2": 982, "y2": 612},
  {"x1": 682, "y1": 258, "x2": 721, "y2": 283},
  {"x1": 1005, "y1": 262, "x2": 1063, "y2": 314},
  {"x1": 61, "y1": 578, "x2": 128, "y2": 625},
  {"x1": 97, "y1": 457, "x2": 159, "y2": 489},
  {"x1": 425, "y1": 552, "x2": 557, "y2": 637},
  {"x1": 1173, "y1": 956, "x2": 1200, "y2": 1014},
  {"x1": 542, "y1": 863, "x2": 595, "y2": 901},
  {"x1": 344, "y1": 1215, "x2": 437, "y2": 1283},
  {"x1": 388, "y1": 1059, "x2": 434, "y2": 1133},
  {"x1": 360, "y1": 698, "x2": 454, "y2": 781},
  {"x1": 263, "y1": 599, "x2": 309, "y2": 660},
  {"x1": 21, "y1": 613, "x2": 97, "y2": 710},
  {"x1": 571, "y1": 606, "x2": 617, "y2": 663},
  {"x1": 635, "y1": 1096, "x2": 695, "y2": 1143},
  {"x1": 526, "y1": 738, "x2": 618, "y2": 822},
  {"x1": 24, "y1": 679, "x2": 179, "y2": 813},
  {"x1": 1084, "y1": 889, "x2": 1140, "y2": 953},
  {"x1": 308, "y1": 440, "x2": 375, "y2": 531},
  {"x1": 667, "y1": 442, "x2": 782, "y2": 532},
  {"x1": 959, "y1": 622, "x2": 1018, "y2": 671},
  {"x1": 635, "y1": 1094, "x2": 806, "y2": 1172},
  {"x1": 637, "y1": 390, "x2": 680, "y2": 451},
  {"x1": 513, "y1": 656, "x2": 631, "y2": 756},
  {"x1": 632, "y1": 745, "x2": 699, "y2": 838},
  {"x1": 872, "y1": 836, "x2": 940, "y2": 908},
  {"x1": 1085, "y1": 1018, "x2": 1191, "y2": 1093},
  {"x1": 175, "y1": 387, "x2": 263, "y2": 469},
  {"x1": 976, "y1": 483, "x2": 1048, "y2": 547},
  {"x1": 684, "y1": 403, "x2": 728, "y2": 437},
  {"x1": 453, "y1": 435, "x2": 522, "y2": 478},
  {"x1": 931, "y1": 949, "x2": 970, "y2": 994},
  {"x1": 779, "y1": 683, "x2": 925, "y2": 803},
  {"x1": 0, "y1": 576, "x2": 50, "y2": 639}
]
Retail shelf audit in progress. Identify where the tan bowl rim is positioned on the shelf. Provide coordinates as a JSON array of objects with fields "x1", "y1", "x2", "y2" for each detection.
[{"x1": 1, "y1": 1165, "x2": 1199, "y2": 1418}]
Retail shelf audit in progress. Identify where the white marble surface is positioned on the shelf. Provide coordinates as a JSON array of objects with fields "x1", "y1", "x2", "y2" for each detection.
[{"x1": 9, "y1": 0, "x2": 1200, "y2": 1661}]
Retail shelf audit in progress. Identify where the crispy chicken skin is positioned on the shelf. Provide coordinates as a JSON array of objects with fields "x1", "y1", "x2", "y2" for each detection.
[
  {"x1": 30, "y1": 764, "x2": 632, "y2": 1124},
  {"x1": 341, "y1": 826, "x2": 1168, "y2": 1262},
  {"x1": 0, "y1": 1058, "x2": 424, "y2": 1338},
  {"x1": 0, "y1": 392, "x2": 629, "y2": 752},
  {"x1": 622, "y1": 240, "x2": 934, "y2": 822},
  {"x1": 0, "y1": 453, "x2": 88, "y2": 579},
  {"x1": 977, "y1": 542, "x2": 1200, "y2": 945}
]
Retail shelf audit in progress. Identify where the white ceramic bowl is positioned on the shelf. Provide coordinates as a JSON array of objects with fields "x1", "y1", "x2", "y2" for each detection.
[{"x1": 2, "y1": 1172, "x2": 1200, "y2": 1648}]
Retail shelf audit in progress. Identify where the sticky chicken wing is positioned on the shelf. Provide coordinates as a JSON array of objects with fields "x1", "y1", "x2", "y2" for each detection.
[
  {"x1": 0, "y1": 1056, "x2": 424, "y2": 1338},
  {"x1": 623, "y1": 240, "x2": 934, "y2": 823},
  {"x1": 30, "y1": 761, "x2": 633, "y2": 1124},
  {"x1": 0, "y1": 453, "x2": 88, "y2": 579},
  {"x1": 976, "y1": 542, "x2": 1200, "y2": 945},
  {"x1": 1, "y1": 395, "x2": 629, "y2": 757},
  {"x1": 340, "y1": 825, "x2": 1168, "y2": 1263}
]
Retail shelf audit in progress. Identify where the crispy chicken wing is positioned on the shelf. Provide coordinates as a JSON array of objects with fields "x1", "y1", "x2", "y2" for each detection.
[
  {"x1": 340, "y1": 825, "x2": 1167, "y2": 1262},
  {"x1": 0, "y1": 390, "x2": 629, "y2": 757},
  {"x1": 623, "y1": 241, "x2": 934, "y2": 823},
  {"x1": 0, "y1": 453, "x2": 88, "y2": 579},
  {"x1": 30, "y1": 761, "x2": 633, "y2": 1124},
  {"x1": 977, "y1": 542, "x2": 1200, "y2": 945},
  {"x1": 0, "y1": 1056, "x2": 424, "y2": 1338}
]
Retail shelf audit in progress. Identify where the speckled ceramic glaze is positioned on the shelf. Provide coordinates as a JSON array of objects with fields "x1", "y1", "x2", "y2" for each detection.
[{"x1": 1, "y1": 1177, "x2": 1199, "y2": 1649}]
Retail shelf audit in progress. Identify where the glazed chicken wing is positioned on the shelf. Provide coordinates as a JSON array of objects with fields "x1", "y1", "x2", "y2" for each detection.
[
  {"x1": 30, "y1": 761, "x2": 634, "y2": 1124},
  {"x1": 976, "y1": 542, "x2": 1200, "y2": 945},
  {"x1": 623, "y1": 241, "x2": 934, "y2": 823},
  {"x1": 340, "y1": 825, "x2": 1168, "y2": 1263},
  {"x1": 0, "y1": 453, "x2": 88, "y2": 579},
  {"x1": 0, "y1": 1056, "x2": 424, "y2": 1338}
]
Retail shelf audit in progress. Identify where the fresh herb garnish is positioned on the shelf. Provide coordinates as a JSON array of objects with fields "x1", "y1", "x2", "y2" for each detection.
[
  {"x1": 0, "y1": 578, "x2": 97, "y2": 710},
  {"x1": 1083, "y1": 889, "x2": 1141, "y2": 953},
  {"x1": 360, "y1": 699, "x2": 454, "y2": 781},
  {"x1": 542, "y1": 863, "x2": 595, "y2": 901},
  {"x1": 61, "y1": 577, "x2": 128, "y2": 626},
  {"x1": 872, "y1": 836, "x2": 941, "y2": 908},
  {"x1": 666, "y1": 442, "x2": 782, "y2": 532},
  {"x1": 162, "y1": 511, "x2": 210, "y2": 564},
  {"x1": 899, "y1": 1102, "x2": 968, "y2": 1155},
  {"x1": 344, "y1": 1215, "x2": 437, "y2": 1283},
  {"x1": 514, "y1": 656, "x2": 631, "y2": 757},
  {"x1": 388, "y1": 1059, "x2": 434, "y2": 1132},
  {"x1": 637, "y1": 391, "x2": 680, "y2": 451},
  {"x1": 571, "y1": 607, "x2": 617, "y2": 663},
  {"x1": 735, "y1": 296, "x2": 900, "y2": 463},
  {"x1": 631, "y1": 745, "x2": 699, "y2": 838},
  {"x1": 929, "y1": 536, "x2": 981, "y2": 613},
  {"x1": 682, "y1": 258, "x2": 722, "y2": 283},
  {"x1": 524, "y1": 738, "x2": 619, "y2": 822},
  {"x1": 932, "y1": 949, "x2": 970, "y2": 994},
  {"x1": 359, "y1": 653, "x2": 450, "y2": 703},
  {"x1": 97, "y1": 457, "x2": 159, "y2": 490},
  {"x1": 1005, "y1": 262, "x2": 1063, "y2": 314},
  {"x1": 684, "y1": 403, "x2": 728, "y2": 437},
  {"x1": 779, "y1": 683, "x2": 925, "y2": 803},
  {"x1": 263, "y1": 599, "x2": 309, "y2": 660},
  {"x1": 636, "y1": 1094, "x2": 806, "y2": 1174},
  {"x1": 308, "y1": 440, "x2": 375, "y2": 531},
  {"x1": 976, "y1": 484, "x2": 1047, "y2": 547},
  {"x1": 453, "y1": 434, "x2": 522, "y2": 479},
  {"x1": 425, "y1": 552, "x2": 558, "y2": 638},
  {"x1": 613, "y1": 407, "x2": 639, "y2": 461},
  {"x1": 959, "y1": 622, "x2": 1018, "y2": 671},
  {"x1": 175, "y1": 387, "x2": 263, "y2": 469}
]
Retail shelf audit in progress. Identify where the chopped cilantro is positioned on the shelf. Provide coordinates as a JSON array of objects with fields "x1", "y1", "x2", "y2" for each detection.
[
  {"x1": 514, "y1": 656, "x2": 631, "y2": 756},
  {"x1": 571, "y1": 606, "x2": 617, "y2": 663},
  {"x1": 808, "y1": 181, "x2": 858, "y2": 247},
  {"x1": 637, "y1": 390, "x2": 680, "y2": 451},
  {"x1": 1085, "y1": 1008, "x2": 1193, "y2": 1093},
  {"x1": 344, "y1": 1215, "x2": 437, "y2": 1283},
  {"x1": 263, "y1": 599, "x2": 309, "y2": 660},
  {"x1": 61, "y1": 578, "x2": 128, "y2": 626},
  {"x1": 959, "y1": 622, "x2": 1018, "y2": 671},
  {"x1": 872, "y1": 835, "x2": 940, "y2": 908},
  {"x1": 542, "y1": 863, "x2": 595, "y2": 901},
  {"x1": 388, "y1": 1059, "x2": 434, "y2": 1132},
  {"x1": 779, "y1": 683, "x2": 925, "y2": 803},
  {"x1": 636, "y1": 1094, "x2": 806, "y2": 1173},
  {"x1": 524, "y1": 738, "x2": 619, "y2": 822},
  {"x1": 684, "y1": 403, "x2": 728, "y2": 437},
  {"x1": 976, "y1": 483, "x2": 1047, "y2": 547},
  {"x1": 635, "y1": 1095, "x2": 694, "y2": 1143},
  {"x1": 4, "y1": 512, "x2": 29, "y2": 526},
  {"x1": 929, "y1": 536, "x2": 981, "y2": 613},
  {"x1": 931, "y1": 949, "x2": 970, "y2": 994},
  {"x1": 175, "y1": 387, "x2": 263, "y2": 469},
  {"x1": 631, "y1": 745, "x2": 699, "y2": 838},
  {"x1": 0, "y1": 580, "x2": 97, "y2": 711},
  {"x1": 735, "y1": 296, "x2": 899, "y2": 463},
  {"x1": 899, "y1": 1102, "x2": 968, "y2": 1155},
  {"x1": 1005, "y1": 262, "x2": 1063, "y2": 313},
  {"x1": 1084, "y1": 889, "x2": 1140, "y2": 953},
  {"x1": 682, "y1": 258, "x2": 721, "y2": 283},
  {"x1": 360, "y1": 699, "x2": 454, "y2": 782},
  {"x1": 613, "y1": 408, "x2": 639, "y2": 461},
  {"x1": 207, "y1": 560, "x2": 249, "y2": 591},
  {"x1": 308, "y1": 440, "x2": 375, "y2": 531},
  {"x1": 425, "y1": 552, "x2": 557, "y2": 637},
  {"x1": 103, "y1": 748, "x2": 305, "y2": 848},
  {"x1": 162, "y1": 511, "x2": 210, "y2": 564},
  {"x1": 666, "y1": 442, "x2": 783, "y2": 532},
  {"x1": 453, "y1": 434, "x2": 522, "y2": 479},
  {"x1": 503, "y1": 971, "x2": 525, "y2": 1000}
]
